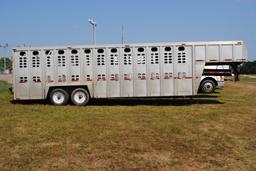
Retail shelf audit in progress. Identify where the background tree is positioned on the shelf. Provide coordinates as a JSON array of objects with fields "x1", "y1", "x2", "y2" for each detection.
[
  {"x1": 239, "y1": 61, "x2": 256, "y2": 74},
  {"x1": 0, "y1": 57, "x2": 12, "y2": 72}
]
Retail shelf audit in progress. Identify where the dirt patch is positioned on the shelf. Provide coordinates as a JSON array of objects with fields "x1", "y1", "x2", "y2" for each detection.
[
  {"x1": 241, "y1": 75, "x2": 256, "y2": 79},
  {"x1": 0, "y1": 74, "x2": 12, "y2": 84}
]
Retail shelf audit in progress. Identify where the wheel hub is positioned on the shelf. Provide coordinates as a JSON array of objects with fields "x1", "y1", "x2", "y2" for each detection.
[
  {"x1": 53, "y1": 92, "x2": 65, "y2": 104},
  {"x1": 204, "y1": 82, "x2": 213, "y2": 91},
  {"x1": 74, "y1": 92, "x2": 86, "y2": 104}
]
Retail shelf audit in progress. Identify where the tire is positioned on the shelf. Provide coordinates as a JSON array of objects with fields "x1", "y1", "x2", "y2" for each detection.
[
  {"x1": 71, "y1": 88, "x2": 90, "y2": 106},
  {"x1": 49, "y1": 88, "x2": 69, "y2": 105},
  {"x1": 200, "y1": 79, "x2": 216, "y2": 93}
]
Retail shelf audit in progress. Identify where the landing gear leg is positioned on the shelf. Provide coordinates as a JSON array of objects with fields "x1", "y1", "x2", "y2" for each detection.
[{"x1": 231, "y1": 64, "x2": 240, "y2": 82}]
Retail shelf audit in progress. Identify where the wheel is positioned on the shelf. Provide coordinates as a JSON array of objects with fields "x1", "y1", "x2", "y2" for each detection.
[
  {"x1": 200, "y1": 79, "x2": 216, "y2": 93},
  {"x1": 71, "y1": 88, "x2": 90, "y2": 106},
  {"x1": 49, "y1": 88, "x2": 69, "y2": 105}
]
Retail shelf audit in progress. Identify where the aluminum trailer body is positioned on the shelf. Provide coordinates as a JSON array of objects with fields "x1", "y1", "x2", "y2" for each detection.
[{"x1": 12, "y1": 41, "x2": 248, "y2": 105}]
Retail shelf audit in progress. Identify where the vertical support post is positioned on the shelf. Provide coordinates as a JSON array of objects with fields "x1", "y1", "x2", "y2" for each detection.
[
  {"x1": 121, "y1": 25, "x2": 124, "y2": 44},
  {"x1": 231, "y1": 64, "x2": 240, "y2": 82},
  {"x1": 93, "y1": 24, "x2": 96, "y2": 45},
  {"x1": 88, "y1": 19, "x2": 97, "y2": 45}
]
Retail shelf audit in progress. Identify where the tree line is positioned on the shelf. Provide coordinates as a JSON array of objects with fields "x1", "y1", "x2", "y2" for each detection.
[{"x1": 239, "y1": 61, "x2": 256, "y2": 74}]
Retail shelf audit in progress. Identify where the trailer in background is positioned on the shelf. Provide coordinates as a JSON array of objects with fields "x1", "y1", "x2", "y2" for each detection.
[{"x1": 12, "y1": 41, "x2": 248, "y2": 105}]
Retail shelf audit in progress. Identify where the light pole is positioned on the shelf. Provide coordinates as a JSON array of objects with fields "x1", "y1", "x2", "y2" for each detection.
[
  {"x1": 121, "y1": 25, "x2": 124, "y2": 44},
  {"x1": 88, "y1": 19, "x2": 97, "y2": 45}
]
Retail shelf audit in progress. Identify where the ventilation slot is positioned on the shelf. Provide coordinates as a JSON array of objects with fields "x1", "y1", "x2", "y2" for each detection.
[
  {"x1": 150, "y1": 72, "x2": 160, "y2": 80},
  {"x1": 164, "y1": 73, "x2": 173, "y2": 79},
  {"x1": 58, "y1": 75, "x2": 66, "y2": 82},
  {"x1": 86, "y1": 55, "x2": 91, "y2": 66},
  {"x1": 71, "y1": 75, "x2": 79, "y2": 82},
  {"x1": 164, "y1": 47, "x2": 172, "y2": 64},
  {"x1": 97, "y1": 74, "x2": 106, "y2": 81},
  {"x1": 58, "y1": 56, "x2": 66, "y2": 67},
  {"x1": 19, "y1": 57, "x2": 27, "y2": 68},
  {"x1": 32, "y1": 51, "x2": 40, "y2": 68},
  {"x1": 47, "y1": 56, "x2": 51, "y2": 67},
  {"x1": 137, "y1": 48, "x2": 145, "y2": 64},
  {"x1": 110, "y1": 54, "x2": 118, "y2": 65},
  {"x1": 58, "y1": 50, "x2": 66, "y2": 67},
  {"x1": 32, "y1": 56, "x2": 40, "y2": 67},
  {"x1": 178, "y1": 52, "x2": 186, "y2": 63},
  {"x1": 138, "y1": 73, "x2": 146, "y2": 80},
  {"x1": 45, "y1": 50, "x2": 52, "y2": 67},
  {"x1": 124, "y1": 53, "x2": 132, "y2": 65},
  {"x1": 33, "y1": 76, "x2": 41, "y2": 83},
  {"x1": 124, "y1": 73, "x2": 132, "y2": 80},
  {"x1": 97, "y1": 49, "x2": 105, "y2": 66},
  {"x1": 110, "y1": 74, "x2": 119, "y2": 81},
  {"x1": 71, "y1": 55, "x2": 79, "y2": 66},
  {"x1": 85, "y1": 49, "x2": 91, "y2": 66},
  {"x1": 47, "y1": 76, "x2": 54, "y2": 83},
  {"x1": 150, "y1": 47, "x2": 159, "y2": 64},
  {"x1": 19, "y1": 77, "x2": 28, "y2": 83},
  {"x1": 178, "y1": 72, "x2": 187, "y2": 79},
  {"x1": 137, "y1": 54, "x2": 146, "y2": 64},
  {"x1": 86, "y1": 75, "x2": 92, "y2": 81}
]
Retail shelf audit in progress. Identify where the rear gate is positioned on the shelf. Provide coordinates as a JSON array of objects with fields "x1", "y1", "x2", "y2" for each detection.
[{"x1": 14, "y1": 51, "x2": 29, "y2": 99}]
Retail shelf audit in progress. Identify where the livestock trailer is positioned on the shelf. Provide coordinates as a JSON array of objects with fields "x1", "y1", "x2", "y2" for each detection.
[{"x1": 12, "y1": 41, "x2": 248, "y2": 105}]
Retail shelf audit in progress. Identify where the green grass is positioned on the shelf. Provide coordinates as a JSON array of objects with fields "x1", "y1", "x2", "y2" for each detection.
[
  {"x1": 0, "y1": 81, "x2": 10, "y2": 94},
  {"x1": 0, "y1": 77, "x2": 256, "y2": 170}
]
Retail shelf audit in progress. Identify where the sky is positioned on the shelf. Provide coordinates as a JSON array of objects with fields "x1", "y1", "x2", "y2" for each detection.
[{"x1": 0, "y1": 0, "x2": 255, "y2": 60}]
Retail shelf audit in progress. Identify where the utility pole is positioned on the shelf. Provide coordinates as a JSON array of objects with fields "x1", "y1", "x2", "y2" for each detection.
[
  {"x1": 88, "y1": 19, "x2": 97, "y2": 45},
  {"x1": 121, "y1": 25, "x2": 124, "y2": 44}
]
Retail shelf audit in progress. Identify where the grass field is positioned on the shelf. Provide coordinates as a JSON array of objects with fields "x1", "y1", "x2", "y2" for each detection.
[{"x1": 0, "y1": 77, "x2": 256, "y2": 170}]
